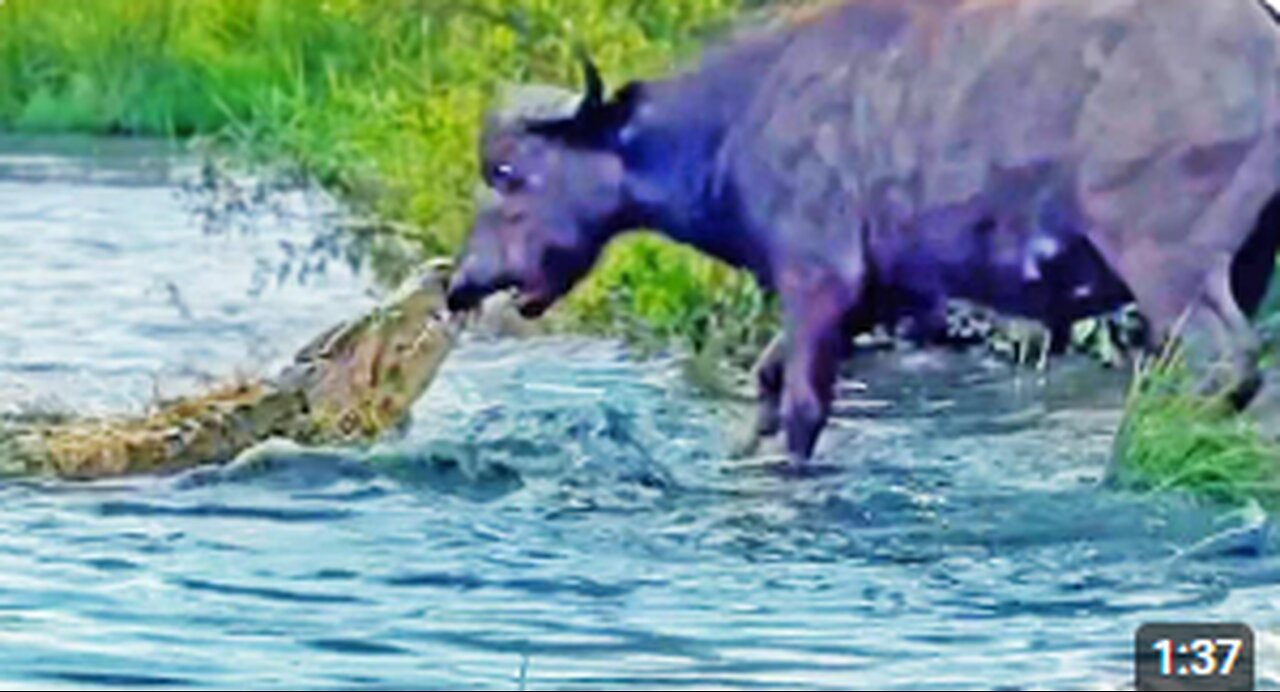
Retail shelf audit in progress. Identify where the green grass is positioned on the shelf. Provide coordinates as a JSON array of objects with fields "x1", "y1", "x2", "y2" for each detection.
[
  {"x1": 0, "y1": 0, "x2": 777, "y2": 374},
  {"x1": 1110, "y1": 282, "x2": 1280, "y2": 513},
  {"x1": 1112, "y1": 344, "x2": 1280, "y2": 511}
]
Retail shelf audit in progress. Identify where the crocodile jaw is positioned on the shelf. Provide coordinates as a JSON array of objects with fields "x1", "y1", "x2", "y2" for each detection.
[{"x1": 300, "y1": 261, "x2": 459, "y2": 442}]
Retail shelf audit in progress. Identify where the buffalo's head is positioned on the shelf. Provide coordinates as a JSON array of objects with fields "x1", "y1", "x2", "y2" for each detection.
[{"x1": 447, "y1": 54, "x2": 640, "y2": 318}]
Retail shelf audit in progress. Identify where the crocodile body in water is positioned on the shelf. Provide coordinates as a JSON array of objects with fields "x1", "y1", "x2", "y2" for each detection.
[{"x1": 0, "y1": 260, "x2": 458, "y2": 480}]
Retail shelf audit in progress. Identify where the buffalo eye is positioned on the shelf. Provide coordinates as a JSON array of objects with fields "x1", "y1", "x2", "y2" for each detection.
[{"x1": 487, "y1": 161, "x2": 524, "y2": 193}]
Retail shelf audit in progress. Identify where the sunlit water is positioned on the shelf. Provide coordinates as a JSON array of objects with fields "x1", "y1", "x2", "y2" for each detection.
[{"x1": 0, "y1": 138, "x2": 1277, "y2": 691}]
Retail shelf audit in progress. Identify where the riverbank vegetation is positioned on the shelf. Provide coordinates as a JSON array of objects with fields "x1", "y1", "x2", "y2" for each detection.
[
  {"x1": 0, "y1": 0, "x2": 776, "y2": 372},
  {"x1": 1113, "y1": 309, "x2": 1280, "y2": 512},
  {"x1": 1114, "y1": 361, "x2": 1279, "y2": 512}
]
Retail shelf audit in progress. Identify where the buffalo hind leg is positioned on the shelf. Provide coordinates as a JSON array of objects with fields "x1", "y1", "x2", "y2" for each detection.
[
  {"x1": 1232, "y1": 192, "x2": 1280, "y2": 318},
  {"x1": 1197, "y1": 264, "x2": 1263, "y2": 409},
  {"x1": 1123, "y1": 253, "x2": 1262, "y2": 410}
]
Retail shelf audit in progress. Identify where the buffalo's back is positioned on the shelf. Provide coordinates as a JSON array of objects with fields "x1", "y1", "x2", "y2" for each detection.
[{"x1": 724, "y1": 0, "x2": 1280, "y2": 268}]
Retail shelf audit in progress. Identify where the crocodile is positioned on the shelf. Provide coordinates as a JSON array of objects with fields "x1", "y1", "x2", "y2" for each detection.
[{"x1": 0, "y1": 258, "x2": 459, "y2": 480}]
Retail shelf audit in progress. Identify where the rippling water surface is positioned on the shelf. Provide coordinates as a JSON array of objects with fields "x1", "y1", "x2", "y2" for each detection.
[{"x1": 0, "y1": 137, "x2": 1277, "y2": 690}]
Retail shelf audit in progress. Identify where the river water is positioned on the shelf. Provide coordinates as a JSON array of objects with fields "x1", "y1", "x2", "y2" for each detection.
[{"x1": 0, "y1": 137, "x2": 1276, "y2": 690}]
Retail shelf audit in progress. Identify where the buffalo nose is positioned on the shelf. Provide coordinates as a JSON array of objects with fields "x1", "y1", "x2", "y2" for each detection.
[{"x1": 446, "y1": 275, "x2": 485, "y2": 313}]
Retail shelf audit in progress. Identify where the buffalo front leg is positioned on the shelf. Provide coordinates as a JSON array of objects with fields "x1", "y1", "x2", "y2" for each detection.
[{"x1": 777, "y1": 265, "x2": 867, "y2": 463}]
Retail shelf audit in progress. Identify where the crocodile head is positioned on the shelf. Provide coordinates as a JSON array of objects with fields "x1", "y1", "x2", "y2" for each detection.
[{"x1": 286, "y1": 257, "x2": 460, "y2": 442}]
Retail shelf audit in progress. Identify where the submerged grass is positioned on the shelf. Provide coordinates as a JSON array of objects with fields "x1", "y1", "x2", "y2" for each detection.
[{"x1": 0, "y1": 0, "x2": 777, "y2": 374}]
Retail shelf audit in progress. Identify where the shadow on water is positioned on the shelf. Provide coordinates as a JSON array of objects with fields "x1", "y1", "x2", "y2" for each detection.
[{"x1": 0, "y1": 137, "x2": 1278, "y2": 690}]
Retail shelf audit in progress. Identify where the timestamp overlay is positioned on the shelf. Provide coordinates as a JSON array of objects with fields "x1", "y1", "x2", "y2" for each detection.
[{"x1": 1136, "y1": 623, "x2": 1256, "y2": 691}]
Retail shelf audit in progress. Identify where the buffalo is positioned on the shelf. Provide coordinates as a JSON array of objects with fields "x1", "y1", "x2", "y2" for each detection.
[{"x1": 448, "y1": 0, "x2": 1280, "y2": 462}]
